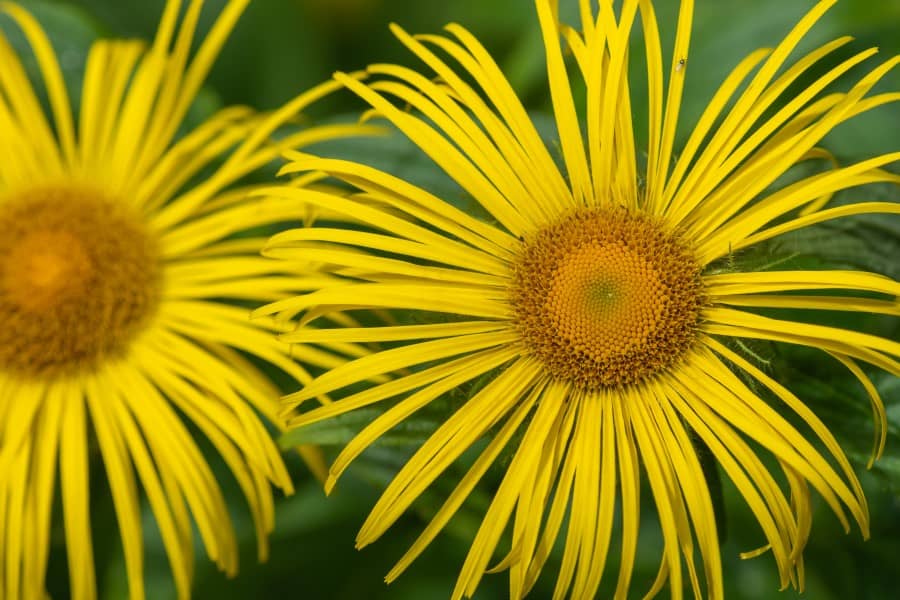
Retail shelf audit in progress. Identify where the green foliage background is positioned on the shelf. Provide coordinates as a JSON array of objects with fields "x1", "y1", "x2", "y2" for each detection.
[{"x1": 3, "y1": 0, "x2": 899, "y2": 598}]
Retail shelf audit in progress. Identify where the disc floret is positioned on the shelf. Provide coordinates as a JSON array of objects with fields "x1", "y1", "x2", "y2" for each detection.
[
  {"x1": 0, "y1": 187, "x2": 161, "y2": 378},
  {"x1": 511, "y1": 208, "x2": 705, "y2": 388}
]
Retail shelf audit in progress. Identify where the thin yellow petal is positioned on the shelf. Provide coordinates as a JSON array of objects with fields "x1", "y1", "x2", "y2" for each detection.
[
  {"x1": 714, "y1": 293, "x2": 900, "y2": 316},
  {"x1": 827, "y1": 352, "x2": 887, "y2": 466},
  {"x1": 652, "y1": 0, "x2": 693, "y2": 206},
  {"x1": 665, "y1": 0, "x2": 837, "y2": 216},
  {"x1": 454, "y1": 376, "x2": 562, "y2": 600},
  {"x1": 256, "y1": 282, "x2": 508, "y2": 323},
  {"x1": 21, "y1": 384, "x2": 63, "y2": 598},
  {"x1": 390, "y1": 26, "x2": 571, "y2": 214},
  {"x1": 386, "y1": 380, "x2": 541, "y2": 583},
  {"x1": 60, "y1": 388, "x2": 97, "y2": 600},
  {"x1": 325, "y1": 348, "x2": 519, "y2": 492},
  {"x1": 535, "y1": 0, "x2": 593, "y2": 205},
  {"x1": 706, "y1": 270, "x2": 900, "y2": 297},
  {"x1": 84, "y1": 373, "x2": 145, "y2": 600},
  {"x1": 1, "y1": 3, "x2": 76, "y2": 163},
  {"x1": 733, "y1": 201, "x2": 900, "y2": 250},
  {"x1": 612, "y1": 392, "x2": 640, "y2": 599},
  {"x1": 705, "y1": 307, "x2": 900, "y2": 359},
  {"x1": 523, "y1": 397, "x2": 580, "y2": 595},
  {"x1": 361, "y1": 359, "x2": 543, "y2": 549}
]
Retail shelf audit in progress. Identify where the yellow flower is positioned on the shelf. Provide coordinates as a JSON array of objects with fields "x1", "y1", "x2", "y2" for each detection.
[
  {"x1": 259, "y1": 0, "x2": 899, "y2": 598},
  {"x1": 0, "y1": 1, "x2": 367, "y2": 598}
]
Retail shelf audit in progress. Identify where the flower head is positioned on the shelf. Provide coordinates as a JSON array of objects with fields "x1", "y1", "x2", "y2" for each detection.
[
  {"x1": 259, "y1": 0, "x2": 900, "y2": 598},
  {"x1": 0, "y1": 1, "x2": 366, "y2": 598}
]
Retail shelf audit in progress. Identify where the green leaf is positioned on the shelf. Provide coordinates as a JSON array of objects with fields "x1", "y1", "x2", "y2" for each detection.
[
  {"x1": 776, "y1": 353, "x2": 900, "y2": 490},
  {"x1": 279, "y1": 408, "x2": 384, "y2": 447},
  {"x1": 770, "y1": 183, "x2": 900, "y2": 279},
  {"x1": 279, "y1": 384, "x2": 477, "y2": 448}
]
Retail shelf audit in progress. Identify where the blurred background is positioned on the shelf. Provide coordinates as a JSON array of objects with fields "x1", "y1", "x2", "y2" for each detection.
[{"x1": 3, "y1": 0, "x2": 899, "y2": 598}]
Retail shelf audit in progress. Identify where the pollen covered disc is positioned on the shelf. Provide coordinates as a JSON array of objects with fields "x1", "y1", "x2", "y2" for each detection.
[
  {"x1": 511, "y1": 208, "x2": 705, "y2": 389},
  {"x1": 0, "y1": 187, "x2": 161, "y2": 378}
]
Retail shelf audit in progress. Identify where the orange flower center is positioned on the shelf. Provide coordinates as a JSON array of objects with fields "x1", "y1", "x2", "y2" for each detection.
[
  {"x1": 0, "y1": 187, "x2": 161, "y2": 378},
  {"x1": 511, "y1": 208, "x2": 704, "y2": 389}
]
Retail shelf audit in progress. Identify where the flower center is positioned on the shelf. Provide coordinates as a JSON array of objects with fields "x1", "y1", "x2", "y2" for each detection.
[
  {"x1": 0, "y1": 187, "x2": 161, "y2": 378},
  {"x1": 511, "y1": 208, "x2": 704, "y2": 389}
]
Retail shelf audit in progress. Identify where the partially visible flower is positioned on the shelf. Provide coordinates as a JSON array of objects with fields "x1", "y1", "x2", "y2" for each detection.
[
  {"x1": 258, "y1": 0, "x2": 900, "y2": 598},
  {"x1": 0, "y1": 1, "x2": 369, "y2": 598}
]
